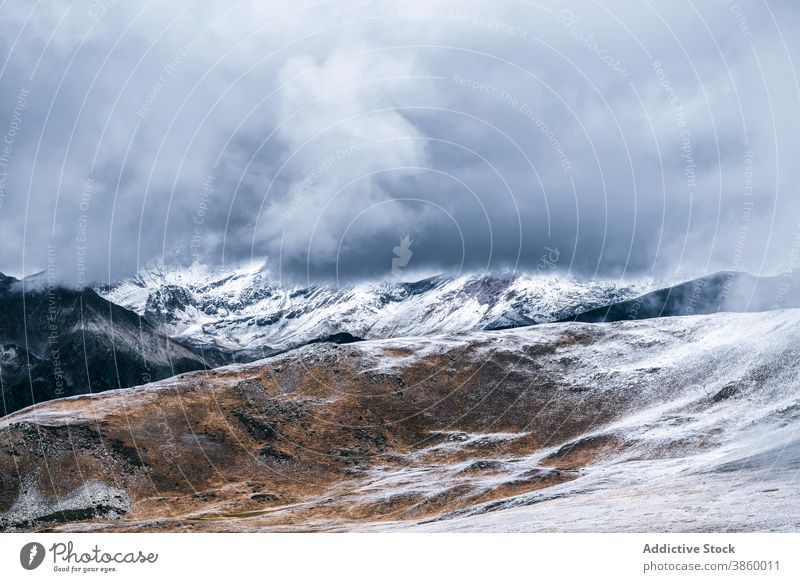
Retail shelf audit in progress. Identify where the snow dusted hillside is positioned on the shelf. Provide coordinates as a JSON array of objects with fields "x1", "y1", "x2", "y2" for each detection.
[
  {"x1": 376, "y1": 310, "x2": 800, "y2": 532},
  {"x1": 4, "y1": 308, "x2": 800, "y2": 531},
  {"x1": 97, "y1": 262, "x2": 655, "y2": 357}
]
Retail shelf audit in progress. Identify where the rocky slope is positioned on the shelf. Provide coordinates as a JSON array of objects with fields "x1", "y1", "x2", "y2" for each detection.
[
  {"x1": 2, "y1": 309, "x2": 799, "y2": 532},
  {"x1": 0, "y1": 275, "x2": 208, "y2": 415}
]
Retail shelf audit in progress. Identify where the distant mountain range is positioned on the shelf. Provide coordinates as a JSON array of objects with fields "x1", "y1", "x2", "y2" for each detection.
[
  {"x1": 0, "y1": 263, "x2": 798, "y2": 416},
  {"x1": 566, "y1": 271, "x2": 800, "y2": 323},
  {"x1": 4, "y1": 263, "x2": 800, "y2": 532},
  {"x1": 97, "y1": 262, "x2": 652, "y2": 359}
]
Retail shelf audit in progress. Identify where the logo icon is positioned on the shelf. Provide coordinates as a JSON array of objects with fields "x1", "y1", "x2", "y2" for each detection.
[
  {"x1": 391, "y1": 234, "x2": 413, "y2": 278},
  {"x1": 20, "y1": 542, "x2": 46, "y2": 570}
]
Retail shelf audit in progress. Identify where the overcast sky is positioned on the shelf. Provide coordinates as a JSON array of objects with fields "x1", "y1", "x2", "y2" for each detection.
[{"x1": 0, "y1": 0, "x2": 797, "y2": 285}]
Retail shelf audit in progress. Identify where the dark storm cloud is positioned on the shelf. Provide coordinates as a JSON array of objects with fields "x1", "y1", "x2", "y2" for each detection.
[{"x1": 0, "y1": 0, "x2": 797, "y2": 286}]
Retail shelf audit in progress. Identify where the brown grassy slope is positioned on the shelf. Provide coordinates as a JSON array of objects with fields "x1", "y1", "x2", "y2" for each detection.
[{"x1": 0, "y1": 324, "x2": 672, "y2": 531}]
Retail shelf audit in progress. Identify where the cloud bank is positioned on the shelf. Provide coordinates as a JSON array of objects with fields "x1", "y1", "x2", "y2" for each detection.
[{"x1": 0, "y1": 0, "x2": 797, "y2": 285}]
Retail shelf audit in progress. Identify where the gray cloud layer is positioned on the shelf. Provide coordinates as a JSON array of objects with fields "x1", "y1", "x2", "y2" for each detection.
[{"x1": 0, "y1": 0, "x2": 797, "y2": 285}]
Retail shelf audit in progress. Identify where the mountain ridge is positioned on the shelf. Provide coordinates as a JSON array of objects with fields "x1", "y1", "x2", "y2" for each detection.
[
  {"x1": 97, "y1": 263, "x2": 656, "y2": 358},
  {"x1": 0, "y1": 274, "x2": 210, "y2": 415},
  {"x1": 2, "y1": 264, "x2": 798, "y2": 417},
  {"x1": 564, "y1": 270, "x2": 800, "y2": 323}
]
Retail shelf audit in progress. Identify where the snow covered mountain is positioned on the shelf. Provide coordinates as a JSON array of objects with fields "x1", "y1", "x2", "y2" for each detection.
[
  {"x1": 97, "y1": 262, "x2": 655, "y2": 360},
  {"x1": 4, "y1": 261, "x2": 790, "y2": 418},
  {"x1": 568, "y1": 270, "x2": 800, "y2": 323},
  {"x1": 5, "y1": 262, "x2": 800, "y2": 531}
]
